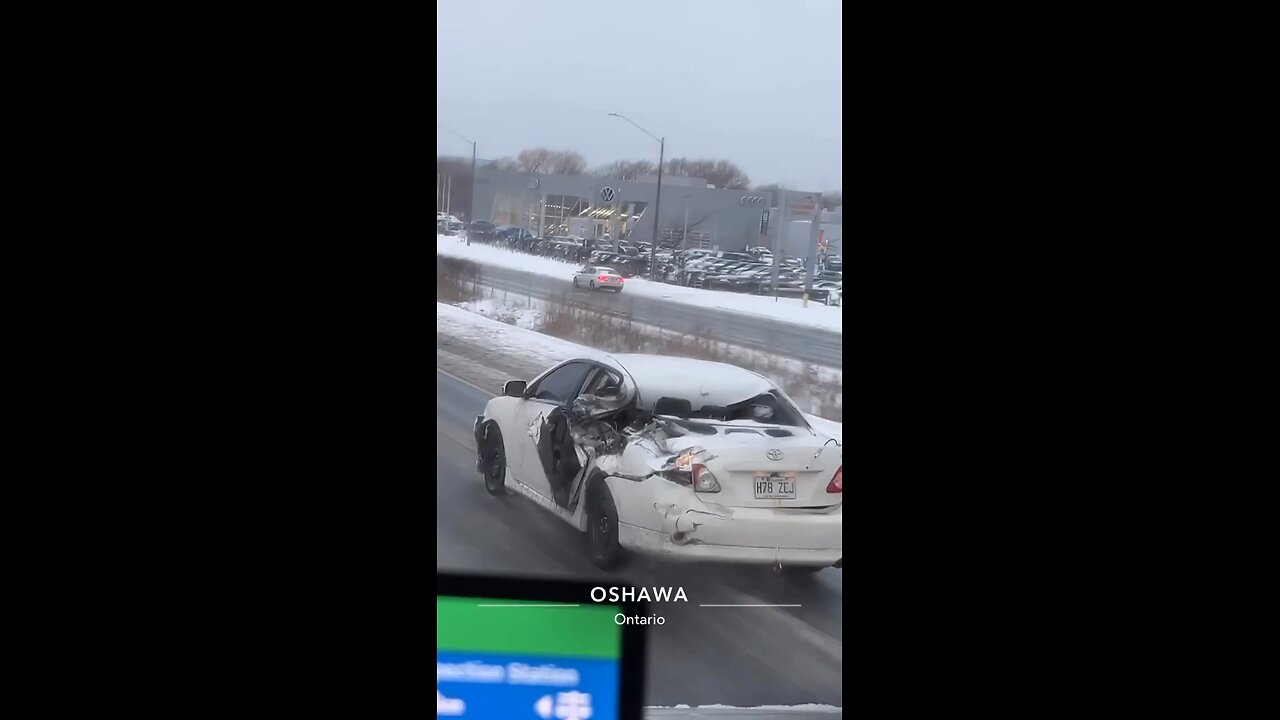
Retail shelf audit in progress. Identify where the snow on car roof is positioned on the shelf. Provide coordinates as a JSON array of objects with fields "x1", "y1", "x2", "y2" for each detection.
[{"x1": 605, "y1": 353, "x2": 774, "y2": 408}]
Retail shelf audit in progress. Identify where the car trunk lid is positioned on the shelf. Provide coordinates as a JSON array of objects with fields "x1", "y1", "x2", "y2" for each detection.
[{"x1": 666, "y1": 428, "x2": 841, "y2": 509}]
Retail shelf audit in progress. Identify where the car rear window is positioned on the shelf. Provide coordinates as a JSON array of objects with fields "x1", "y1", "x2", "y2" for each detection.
[{"x1": 657, "y1": 390, "x2": 807, "y2": 427}]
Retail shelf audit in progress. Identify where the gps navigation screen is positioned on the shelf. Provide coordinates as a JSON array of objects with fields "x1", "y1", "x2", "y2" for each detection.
[{"x1": 437, "y1": 596, "x2": 623, "y2": 719}]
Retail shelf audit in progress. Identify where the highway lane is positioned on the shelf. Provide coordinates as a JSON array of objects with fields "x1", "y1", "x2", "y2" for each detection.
[
  {"x1": 436, "y1": 370, "x2": 844, "y2": 709},
  {"x1": 464, "y1": 263, "x2": 844, "y2": 369}
]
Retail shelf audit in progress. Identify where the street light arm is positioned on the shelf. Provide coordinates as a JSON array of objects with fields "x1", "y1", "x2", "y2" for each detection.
[
  {"x1": 608, "y1": 111, "x2": 663, "y2": 281},
  {"x1": 436, "y1": 124, "x2": 474, "y2": 145},
  {"x1": 608, "y1": 113, "x2": 661, "y2": 144},
  {"x1": 437, "y1": 124, "x2": 478, "y2": 228}
]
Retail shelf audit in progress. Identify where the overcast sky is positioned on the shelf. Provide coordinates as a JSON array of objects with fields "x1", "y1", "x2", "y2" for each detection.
[{"x1": 436, "y1": 0, "x2": 842, "y2": 192}]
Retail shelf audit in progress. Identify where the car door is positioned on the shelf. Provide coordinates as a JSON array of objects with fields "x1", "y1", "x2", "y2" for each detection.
[
  {"x1": 536, "y1": 363, "x2": 627, "y2": 510},
  {"x1": 510, "y1": 361, "x2": 593, "y2": 498}
]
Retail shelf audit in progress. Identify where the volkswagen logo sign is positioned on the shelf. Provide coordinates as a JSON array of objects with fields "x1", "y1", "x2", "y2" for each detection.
[
  {"x1": 601, "y1": 186, "x2": 615, "y2": 202},
  {"x1": 766, "y1": 449, "x2": 784, "y2": 461}
]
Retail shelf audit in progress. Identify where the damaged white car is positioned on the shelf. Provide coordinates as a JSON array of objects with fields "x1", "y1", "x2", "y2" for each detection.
[{"x1": 474, "y1": 354, "x2": 842, "y2": 572}]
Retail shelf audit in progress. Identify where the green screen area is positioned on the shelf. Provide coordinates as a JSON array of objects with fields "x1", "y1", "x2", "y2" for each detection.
[{"x1": 437, "y1": 596, "x2": 622, "y2": 660}]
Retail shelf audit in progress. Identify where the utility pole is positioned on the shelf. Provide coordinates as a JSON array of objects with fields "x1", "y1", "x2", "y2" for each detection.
[
  {"x1": 468, "y1": 140, "x2": 476, "y2": 245},
  {"x1": 609, "y1": 112, "x2": 664, "y2": 281},
  {"x1": 437, "y1": 125, "x2": 478, "y2": 244},
  {"x1": 652, "y1": 137, "x2": 664, "y2": 280},
  {"x1": 771, "y1": 190, "x2": 786, "y2": 302}
]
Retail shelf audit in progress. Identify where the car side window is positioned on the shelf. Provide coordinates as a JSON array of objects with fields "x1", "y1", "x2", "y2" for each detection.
[
  {"x1": 581, "y1": 367, "x2": 623, "y2": 397},
  {"x1": 530, "y1": 362, "x2": 591, "y2": 404}
]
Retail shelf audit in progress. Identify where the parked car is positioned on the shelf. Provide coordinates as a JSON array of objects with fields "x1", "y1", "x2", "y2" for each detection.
[
  {"x1": 496, "y1": 226, "x2": 536, "y2": 248},
  {"x1": 572, "y1": 265, "x2": 625, "y2": 292},
  {"x1": 710, "y1": 268, "x2": 774, "y2": 293},
  {"x1": 467, "y1": 220, "x2": 497, "y2": 242},
  {"x1": 437, "y1": 215, "x2": 464, "y2": 236},
  {"x1": 473, "y1": 354, "x2": 842, "y2": 570}
]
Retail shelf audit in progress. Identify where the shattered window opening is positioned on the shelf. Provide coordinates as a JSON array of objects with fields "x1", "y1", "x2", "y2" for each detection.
[{"x1": 654, "y1": 390, "x2": 807, "y2": 428}]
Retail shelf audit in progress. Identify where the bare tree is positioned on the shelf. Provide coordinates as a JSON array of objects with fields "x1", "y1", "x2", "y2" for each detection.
[
  {"x1": 706, "y1": 160, "x2": 750, "y2": 189},
  {"x1": 513, "y1": 148, "x2": 587, "y2": 175},
  {"x1": 552, "y1": 151, "x2": 587, "y2": 175},
  {"x1": 593, "y1": 159, "x2": 656, "y2": 181},
  {"x1": 516, "y1": 148, "x2": 554, "y2": 173},
  {"x1": 665, "y1": 157, "x2": 750, "y2": 189}
]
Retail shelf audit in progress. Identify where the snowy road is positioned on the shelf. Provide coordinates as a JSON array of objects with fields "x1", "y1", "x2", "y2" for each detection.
[
  {"x1": 436, "y1": 369, "x2": 844, "y2": 713},
  {"x1": 439, "y1": 241, "x2": 843, "y2": 369}
]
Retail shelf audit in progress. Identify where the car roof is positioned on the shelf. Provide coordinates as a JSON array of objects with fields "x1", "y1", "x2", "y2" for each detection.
[{"x1": 603, "y1": 353, "x2": 774, "y2": 409}]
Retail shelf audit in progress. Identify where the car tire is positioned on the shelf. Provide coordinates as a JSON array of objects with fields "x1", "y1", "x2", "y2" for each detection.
[
  {"x1": 478, "y1": 422, "x2": 507, "y2": 496},
  {"x1": 586, "y1": 481, "x2": 624, "y2": 569}
]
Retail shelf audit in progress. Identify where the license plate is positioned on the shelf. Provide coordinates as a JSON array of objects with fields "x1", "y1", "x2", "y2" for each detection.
[{"x1": 754, "y1": 473, "x2": 796, "y2": 499}]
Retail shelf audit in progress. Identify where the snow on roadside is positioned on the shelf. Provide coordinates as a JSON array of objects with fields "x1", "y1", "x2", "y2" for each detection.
[
  {"x1": 438, "y1": 301, "x2": 607, "y2": 369},
  {"x1": 460, "y1": 297, "x2": 545, "y2": 330},
  {"x1": 437, "y1": 235, "x2": 843, "y2": 334},
  {"x1": 437, "y1": 302, "x2": 840, "y2": 439}
]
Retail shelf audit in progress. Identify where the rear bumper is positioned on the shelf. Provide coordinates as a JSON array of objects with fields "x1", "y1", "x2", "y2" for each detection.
[
  {"x1": 617, "y1": 523, "x2": 841, "y2": 567},
  {"x1": 610, "y1": 478, "x2": 842, "y2": 566}
]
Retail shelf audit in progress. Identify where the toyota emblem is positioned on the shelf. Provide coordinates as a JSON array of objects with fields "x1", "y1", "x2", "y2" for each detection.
[{"x1": 766, "y1": 449, "x2": 783, "y2": 461}]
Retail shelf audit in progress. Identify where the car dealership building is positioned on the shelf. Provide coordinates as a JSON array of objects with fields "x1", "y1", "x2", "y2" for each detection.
[{"x1": 469, "y1": 166, "x2": 775, "y2": 251}]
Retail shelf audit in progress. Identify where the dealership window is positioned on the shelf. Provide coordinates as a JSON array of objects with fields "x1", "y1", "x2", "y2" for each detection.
[{"x1": 541, "y1": 194, "x2": 590, "y2": 237}]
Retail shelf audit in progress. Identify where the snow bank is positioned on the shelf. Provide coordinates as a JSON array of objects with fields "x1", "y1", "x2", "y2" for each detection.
[
  {"x1": 459, "y1": 297, "x2": 545, "y2": 330},
  {"x1": 438, "y1": 235, "x2": 843, "y2": 334},
  {"x1": 437, "y1": 302, "x2": 841, "y2": 437},
  {"x1": 438, "y1": 301, "x2": 608, "y2": 369}
]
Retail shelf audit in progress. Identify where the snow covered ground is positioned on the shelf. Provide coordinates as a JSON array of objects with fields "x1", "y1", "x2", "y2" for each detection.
[
  {"x1": 451, "y1": 287, "x2": 841, "y2": 420},
  {"x1": 437, "y1": 302, "x2": 841, "y2": 441},
  {"x1": 437, "y1": 235, "x2": 843, "y2": 333},
  {"x1": 458, "y1": 297, "x2": 546, "y2": 330}
]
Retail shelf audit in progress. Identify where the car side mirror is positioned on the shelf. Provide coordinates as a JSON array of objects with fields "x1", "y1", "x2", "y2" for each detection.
[{"x1": 504, "y1": 380, "x2": 527, "y2": 398}]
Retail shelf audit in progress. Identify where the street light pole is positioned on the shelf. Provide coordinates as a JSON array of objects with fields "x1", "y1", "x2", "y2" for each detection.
[
  {"x1": 683, "y1": 197, "x2": 690, "y2": 250},
  {"x1": 609, "y1": 112, "x2": 665, "y2": 281},
  {"x1": 652, "y1": 137, "x2": 664, "y2": 280},
  {"x1": 438, "y1": 125, "x2": 477, "y2": 245},
  {"x1": 468, "y1": 140, "x2": 476, "y2": 245}
]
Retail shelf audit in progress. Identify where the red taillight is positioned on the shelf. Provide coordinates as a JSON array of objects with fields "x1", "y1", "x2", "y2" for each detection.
[
  {"x1": 826, "y1": 465, "x2": 842, "y2": 493},
  {"x1": 692, "y1": 464, "x2": 720, "y2": 493},
  {"x1": 598, "y1": 275, "x2": 609, "y2": 281}
]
